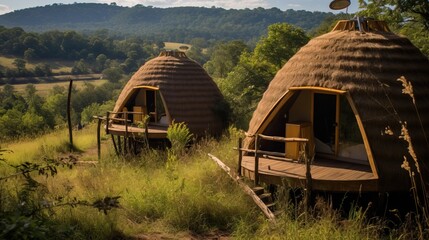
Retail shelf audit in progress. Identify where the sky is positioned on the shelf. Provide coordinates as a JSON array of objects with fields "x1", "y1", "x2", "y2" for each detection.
[{"x1": 0, "y1": 0, "x2": 360, "y2": 15}]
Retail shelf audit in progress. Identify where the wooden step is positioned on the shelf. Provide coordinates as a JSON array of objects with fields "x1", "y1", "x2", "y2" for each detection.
[
  {"x1": 252, "y1": 186, "x2": 265, "y2": 196},
  {"x1": 259, "y1": 193, "x2": 273, "y2": 203},
  {"x1": 266, "y1": 202, "x2": 276, "y2": 211}
]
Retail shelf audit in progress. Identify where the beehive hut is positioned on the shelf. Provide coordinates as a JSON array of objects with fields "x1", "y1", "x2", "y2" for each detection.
[
  {"x1": 106, "y1": 51, "x2": 225, "y2": 152},
  {"x1": 240, "y1": 19, "x2": 429, "y2": 193}
]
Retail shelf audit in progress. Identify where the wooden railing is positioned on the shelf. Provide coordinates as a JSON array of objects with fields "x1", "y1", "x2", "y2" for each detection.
[
  {"x1": 105, "y1": 111, "x2": 148, "y2": 136},
  {"x1": 236, "y1": 134, "x2": 311, "y2": 187}
]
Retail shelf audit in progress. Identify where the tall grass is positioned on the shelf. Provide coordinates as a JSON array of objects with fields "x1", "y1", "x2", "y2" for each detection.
[{"x1": 0, "y1": 125, "x2": 409, "y2": 239}]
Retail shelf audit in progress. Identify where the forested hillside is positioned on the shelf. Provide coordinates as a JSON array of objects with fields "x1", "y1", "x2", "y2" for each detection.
[{"x1": 0, "y1": 3, "x2": 333, "y2": 42}]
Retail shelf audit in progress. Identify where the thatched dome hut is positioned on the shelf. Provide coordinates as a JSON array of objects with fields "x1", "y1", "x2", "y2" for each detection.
[
  {"x1": 112, "y1": 51, "x2": 225, "y2": 137},
  {"x1": 243, "y1": 20, "x2": 429, "y2": 192}
]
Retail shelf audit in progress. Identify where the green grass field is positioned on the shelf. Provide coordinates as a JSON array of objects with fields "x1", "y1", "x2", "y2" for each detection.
[
  {"x1": 0, "y1": 56, "x2": 74, "y2": 74},
  {"x1": 164, "y1": 42, "x2": 192, "y2": 51},
  {"x1": 0, "y1": 79, "x2": 108, "y2": 97},
  {"x1": 0, "y1": 125, "x2": 402, "y2": 239}
]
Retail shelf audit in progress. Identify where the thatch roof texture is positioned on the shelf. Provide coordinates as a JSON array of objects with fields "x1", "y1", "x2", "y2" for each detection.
[
  {"x1": 113, "y1": 51, "x2": 225, "y2": 136},
  {"x1": 246, "y1": 20, "x2": 429, "y2": 191}
]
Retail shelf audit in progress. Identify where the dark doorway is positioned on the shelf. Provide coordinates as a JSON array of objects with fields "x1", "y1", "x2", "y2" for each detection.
[{"x1": 314, "y1": 93, "x2": 337, "y2": 154}]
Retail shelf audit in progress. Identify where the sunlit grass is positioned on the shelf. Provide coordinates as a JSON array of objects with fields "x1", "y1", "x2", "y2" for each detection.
[
  {"x1": 0, "y1": 79, "x2": 108, "y2": 97},
  {"x1": 164, "y1": 42, "x2": 192, "y2": 51},
  {"x1": 0, "y1": 56, "x2": 74, "y2": 73},
  {"x1": 0, "y1": 126, "x2": 396, "y2": 239},
  {"x1": 1, "y1": 123, "x2": 103, "y2": 164}
]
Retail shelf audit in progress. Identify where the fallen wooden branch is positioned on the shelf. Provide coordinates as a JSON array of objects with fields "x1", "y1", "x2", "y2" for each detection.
[{"x1": 208, "y1": 153, "x2": 276, "y2": 223}]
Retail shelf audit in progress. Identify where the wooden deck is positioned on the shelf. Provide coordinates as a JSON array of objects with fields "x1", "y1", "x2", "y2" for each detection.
[
  {"x1": 241, "y1": 155, "x2": 378, "y2": 192},
  {"x1": 107, "y1": 123, "x2": 168, "y2": 139}
]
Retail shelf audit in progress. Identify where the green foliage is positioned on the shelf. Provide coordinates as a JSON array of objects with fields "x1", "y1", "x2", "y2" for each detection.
[
  {"x1": 102, "y1": 66, "x2": 124, "y2": 83},
  {"x1": 204, "y1": 40, "x2": 249, "y2": 78},
  {"x1": 358, "y1": 0, "x2": 429, "y2": 56},
  {"x1": 80, "y1": 100, "x2": 115, "y2": 125},
  {"x1": 0, "y1": 4, "x2": 332, "y2": 43},
  {"x1": 253, "y1": 23, "x2": 309, "y2": 69},
  {"x1": 217, "y1": 23, "x2": 309, "y2": 128},
  {"x1": 12, "y1": 58, "x2": 26, "y2": 73},
  {"x1": 167, "y1": 122, "x2": 193, "y2": 156},
  {"x1": 0, "y1": 77, "x2": 121, "y2": 140}
]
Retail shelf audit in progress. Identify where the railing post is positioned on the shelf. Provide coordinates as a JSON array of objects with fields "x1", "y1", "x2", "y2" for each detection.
[
  {"x1": 237, "y1": 137, "x2": 242, "y2": 176},
  {"x1": 125, "y1": 112, "x2": 128, "y2": 138},
  {"x1": 106, "y1": 112, "x2": 110, "y2": 134},
  {"x1": 304, "y1": 142, "x2": 312, "y2": 220},
  {"x1": 254, "y1": 135, "x2": 260, "y2": 185}
]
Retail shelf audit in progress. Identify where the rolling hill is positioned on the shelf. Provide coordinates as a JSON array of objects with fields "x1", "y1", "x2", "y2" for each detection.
[{"x1": 0, "y1": 3, "x2": 334, "y2": 42}]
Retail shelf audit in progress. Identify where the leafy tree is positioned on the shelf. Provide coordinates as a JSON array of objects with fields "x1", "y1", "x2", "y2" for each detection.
[
  {"x1": 102, "y1": 67, "x2": 123, "y2": 83},
  {"x1": 71, "y1": 59, "x2": 89, "y2": 74},
  {"x1": 43, "y1": 91, "x2": 68, "y2": 126},
  {"x1": 0, "y1": 109, "x2": 24, "y2": 138},
  {"x1": 24, "y1": 48, "x2": 37, "y2": 60},
  {"x1": 95, "y1": 53, "x2": 107, "y2": 72},
  {"x1": 253, "y1": 23, "x2": 309, "y2": 70},
  {"x1": 218, "y1": 23, "x2": 309, "y2": 128},
  {"x1": 358, "y1": 0, "x2": 429, "y2": 56},
  {"x1": 13, "y1": 58, "x2": 26, "y2": 74},
  {"x1": 204, "y1": 40, "x2": 249, "y2": 78},
  {"x1": 33, "y1": 63, "x2": 52, "y2": 77}
]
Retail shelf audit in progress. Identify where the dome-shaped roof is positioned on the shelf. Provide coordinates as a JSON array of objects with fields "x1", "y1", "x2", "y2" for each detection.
[
  {"x1": 246, "y1": 20, "x2": 429, "y2": 191},
  {"x1": 114, "y1": 51, "x2": 225, "y2": 136}
]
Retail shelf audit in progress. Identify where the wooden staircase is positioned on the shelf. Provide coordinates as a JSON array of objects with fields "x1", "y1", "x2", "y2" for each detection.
[
  {"x1": 252, "y1": 186, "x2": 280, "y2": 215},
  {"x1": 208, "y1": 153, "x2": 278, "y2": 222}
]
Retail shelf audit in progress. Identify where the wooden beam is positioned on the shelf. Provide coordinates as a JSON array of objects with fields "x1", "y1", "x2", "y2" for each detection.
[
  {"x1": 258, "y1": 134, "x2": 309, "y2": 143},
  {"x1": 208, "y1": 153, "x2": 276, "y2": 223},
  {"x1": 345, "y1": 93, "x2": 379, "y2": 178},
  {"x1": 289, "y1": 86, "x2": 346, "y2": 94}
]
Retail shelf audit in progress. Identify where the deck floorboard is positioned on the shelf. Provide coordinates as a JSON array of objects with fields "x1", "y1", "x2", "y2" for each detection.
[{"x1": 241, "y1": 155, "x2": 378, "y2": 191}]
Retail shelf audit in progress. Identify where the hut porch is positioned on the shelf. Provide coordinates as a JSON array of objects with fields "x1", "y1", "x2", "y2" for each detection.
[
  {"x1": 239, "y1": 134, "x2": 378, "y2": 192},
  {"x1": 107, "y1": 123, "x2": 167, "y2": 139},
  {"x1": 240, "y1": 155, "x2": 378, "y2": 192}
]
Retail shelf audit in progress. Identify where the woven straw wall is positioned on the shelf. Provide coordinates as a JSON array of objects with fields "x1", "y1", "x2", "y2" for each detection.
[
  {"x1": 245, "y1": 29, "x2": 429, "y2": 191},
  {"x1": 113, "y1": 51, "x2": 225, "y2": 136}
]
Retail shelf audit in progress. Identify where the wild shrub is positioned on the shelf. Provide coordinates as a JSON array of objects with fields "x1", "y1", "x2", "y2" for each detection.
[{"x1": 0, "y1": 148, "x2": 120, "y2": 239}]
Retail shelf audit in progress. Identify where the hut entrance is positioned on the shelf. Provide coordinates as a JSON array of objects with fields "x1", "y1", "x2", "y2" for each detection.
[
  {"x1": 314, "y1": 93, "x2": 337, "y2": 156},
  {"x1": 312, "y1": 91, "x2": 367, "y2": 164},
  {"x1": 258, "y1": 89, "x2": 369, "y2": 165},
  {"x1": 123, "y1": 86, "x2": 169, "y2": 125}
]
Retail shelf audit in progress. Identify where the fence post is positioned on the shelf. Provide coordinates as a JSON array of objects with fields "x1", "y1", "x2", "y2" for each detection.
[
  {"x1": 237, "y1": 137, "x2": 242, "y2": 176},
  {"x1": 254, "y1": 135, "x2": 260, "y2": 185},
  {"x1": 96, "y1": 116, "x2": 102, "y2": 160}
]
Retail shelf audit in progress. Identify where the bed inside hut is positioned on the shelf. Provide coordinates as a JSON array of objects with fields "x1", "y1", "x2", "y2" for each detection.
[{"x1": 241, "y1": 88, "x2": 378, "y2": 192}]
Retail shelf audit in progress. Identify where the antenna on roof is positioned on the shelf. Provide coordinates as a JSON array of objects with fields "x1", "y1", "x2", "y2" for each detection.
[{"x1": 329, "y1": 0, "x2": 351, "y2": 13}]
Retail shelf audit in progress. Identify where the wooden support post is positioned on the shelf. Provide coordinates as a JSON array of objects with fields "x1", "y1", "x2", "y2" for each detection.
[
  {"x1": 111, "y1": 134, "x2": 119, "y2": 156},
  {"x1": 106, "y1": 112, "x2": 110, "y2": 134},
  {"x1": 96, "y1": 117, "x2": 102, "y2": 160},
  {"x1": 125, "y1": 112, "x2": 128, "y2": 137},
  {"x1": 67, "y1": 79, "x2": 73, "y2": 151},
  {"x1": 304, "y1": 142, "x2": 312, "y2": 219},
  {"x1": 117, "y1": 135, "x2": 122, "y2": 155},
  {"x1": 254, "y1": 135, "x2": 260, "y2": 185},
  {"x1": 237, "y1": 137, "x2": 243, "y2": 176},
  {"x1": 123, "y1": 137, "x2": 127, "y2": 155}
]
